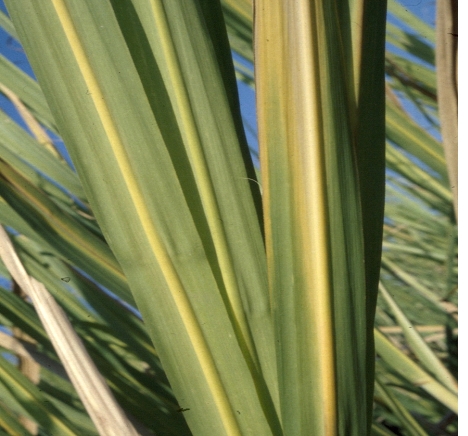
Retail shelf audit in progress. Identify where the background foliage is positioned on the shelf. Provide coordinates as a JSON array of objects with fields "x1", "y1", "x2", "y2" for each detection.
[{"x1": 0, "y1": 0, "x2": 457, "y2": 435}]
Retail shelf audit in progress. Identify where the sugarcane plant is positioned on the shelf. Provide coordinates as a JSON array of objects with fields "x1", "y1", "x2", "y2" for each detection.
[{"x1": 0, "y1": 0, "x2": 457, "y2": 435}]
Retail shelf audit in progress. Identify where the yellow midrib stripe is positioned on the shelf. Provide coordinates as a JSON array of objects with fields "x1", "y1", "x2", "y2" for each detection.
[
  {"x1": 51, "y1": 2, "x2": 240, "y2": 434},
  {"x1": 149, "y1": 0, "x2": 258, "y2": 372},
  {"x1": 289, "y1": 1, "x2": 336, "y2": 433}
]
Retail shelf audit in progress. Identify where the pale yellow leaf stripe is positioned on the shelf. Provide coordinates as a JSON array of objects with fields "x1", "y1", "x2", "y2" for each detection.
[
  {"x1": 148, "y1": 0, "x2": 259, "y2": 368},
  {"x1": 255, "y1": 0, "x2": 337, "y2": 430},
  {"x1": 256, "y1": 0, "x2": 336, "y2": 432},
  {"x1": 50, "y1": 1, "x2": 241, "y2": 434},
  {"x1": 292, "y1": 1, "x2": 336, "y2": 430}
]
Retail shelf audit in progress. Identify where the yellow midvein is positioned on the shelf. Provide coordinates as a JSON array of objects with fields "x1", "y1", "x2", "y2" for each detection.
[
  {"x1": 291, "y1": 1, "x2": 336, "y2": 433},
  {"x1": 149, "y1": 1, "x2": 258, "y2": 368},
  {"x1": 51, "y1": 1, "x2": 240, "y2": 434}
]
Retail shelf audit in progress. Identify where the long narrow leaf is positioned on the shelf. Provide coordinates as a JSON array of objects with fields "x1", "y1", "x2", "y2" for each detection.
[
  {"x1": 5, "y1": 1, "x2": 280, "y2": 434},
  {"x1": 374, "y1": 328, "x2": 457, "y2": 413},
  {"x1": 379, "y1": 282, "x2": 458, "y2": 393},
  {"x1": 254, "y1": 1, "x2": 386, "y2": 434},
  {"x1": 374, "y1": 379, "x2": 429, "y2": 436}
]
